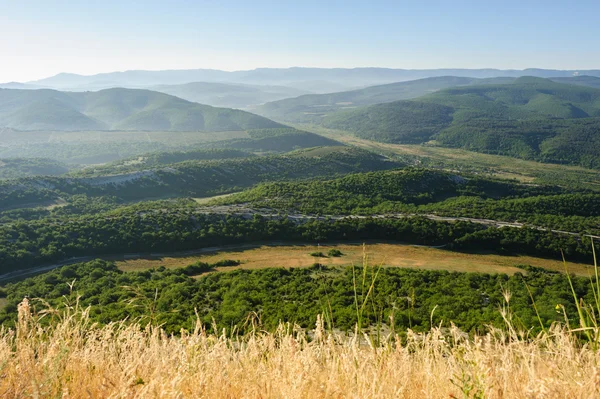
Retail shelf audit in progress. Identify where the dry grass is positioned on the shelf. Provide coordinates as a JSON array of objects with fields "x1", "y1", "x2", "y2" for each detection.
[
  {"x1": 117, "y1": 242, "x2": 592, "y2": 276},
  {"x1": 2, "y1": 298, "x2": 599, "y2": 398}
]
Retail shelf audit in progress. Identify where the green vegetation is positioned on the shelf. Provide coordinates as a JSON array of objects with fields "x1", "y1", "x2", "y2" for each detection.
[
  {"x1": 0, "y1": 127, "x2": 338, "y2": 165},
  {"x1": 0, "y1": 129, "x2": 250, "y2": 164},
  {"x1": 204, "y1": 128, "x2": 341, "y2": 152},
  {"x1": 74, "y1": 148, "x2": 254, "y2": 176},
  {"x1": 256, "y1": 76, "x2": 514, "y2": 123},
  {"x1": 328, "y1": 249, "x2": 343, "y2": 257},
  {"x1": 0, "y1": 87, "x2": 283, "y2": 131},
  {"x1": 256, "y1": 75, "x2": 600, "y2": 125},
  {"x1": 0, "y1": 200, "x2": 594, "y2": 275},
  {"x1": 550, "y1": 75, "x2": 600, "y2": 89},
  {"x1": 318, "y1": 78, "x2": 600, "y2": 168},
  {"x1": 0, "y1": 147, "x2": 397, "y2": 210},
  {"x1": 216, "y1": 168, "x2": 600, "y2": 233},
  {"x1": 0, "y1": 158, "x2": 71, "y2": 179},
  {"x1": 307, "y1": 128, "x2": 600, "y2": 190},
  {"x1": 0, "y1": 259, "x2": 594, "y2": 335}
]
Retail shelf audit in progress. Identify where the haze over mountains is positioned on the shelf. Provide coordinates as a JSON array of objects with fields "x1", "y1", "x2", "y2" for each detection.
[
  {"x1": 255, "y1": 76, "x2": 600, "y2": 123},
  {"x1": 19, "y1": 67, "x2": 600, "y2": 93},
  {"x1": 2, "y1": 69, "x2": 600, "y2": 169},
  {"x1": 0, "y1": 88, "x2": 282, "y2": 131},
  {"x1": 152, "y1": 82, "x2": 309, "y2": 109}
]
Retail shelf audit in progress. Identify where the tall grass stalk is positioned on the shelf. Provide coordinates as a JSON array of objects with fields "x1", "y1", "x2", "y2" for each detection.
[{"x1": 3, "y1": 297, "x2": 600, "y2": 398}]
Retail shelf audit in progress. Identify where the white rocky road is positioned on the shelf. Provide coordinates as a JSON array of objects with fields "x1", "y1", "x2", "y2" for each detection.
[{"x1": 0, "y1": 205, "x2": 597, "y2": 282}]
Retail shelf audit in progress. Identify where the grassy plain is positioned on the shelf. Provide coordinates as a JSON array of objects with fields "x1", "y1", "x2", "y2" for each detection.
[
  {"x1": 116, "y1": 242, "x2": 592, "y2": 276},
  {"x1": 298, "y1": 125, "x2": 600, "y2": 187}
]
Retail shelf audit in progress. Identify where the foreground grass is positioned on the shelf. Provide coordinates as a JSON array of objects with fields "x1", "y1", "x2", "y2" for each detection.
[{"x1": 2, "y1": 299, "x2": 598, "y2": 398}]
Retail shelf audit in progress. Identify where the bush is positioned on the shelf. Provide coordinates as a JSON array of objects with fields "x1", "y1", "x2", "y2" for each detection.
[
  {"x1": 212, "y1": 259, "x2": 241, "y2": 267},
  {"x1": 181, "y1": 262, "x2": 213, "y2": 276},
  {"x1": 327, "y1": 249, "x2": 343, "y2": 257},
  {"x1": 310, "y1": 252, "x2": 326, "y2": 257}
]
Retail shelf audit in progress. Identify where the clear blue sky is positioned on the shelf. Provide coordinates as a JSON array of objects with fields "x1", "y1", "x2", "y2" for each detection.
[{"x1": 1, "y1": 0, "x2": 599, "y2": 82}]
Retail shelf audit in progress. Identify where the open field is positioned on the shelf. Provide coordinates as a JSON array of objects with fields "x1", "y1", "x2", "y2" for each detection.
[
  {"x1": 298, "y1": 125, "x2": 600, "y2": 187},
  {"x1": 116, "y1": 242, "x2": 592, "y2": 276}
]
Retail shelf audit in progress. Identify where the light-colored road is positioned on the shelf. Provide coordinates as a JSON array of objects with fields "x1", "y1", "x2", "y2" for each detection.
[{"x1": 1, "y1": 206, "x2": 597, "y2": 283}]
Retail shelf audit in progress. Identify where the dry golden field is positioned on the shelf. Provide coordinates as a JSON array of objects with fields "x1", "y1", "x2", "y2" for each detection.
[{"x1": 117, "y1": 242, "x2": 592, "y2": 276}]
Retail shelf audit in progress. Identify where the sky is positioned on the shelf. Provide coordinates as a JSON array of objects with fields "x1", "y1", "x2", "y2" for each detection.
[{"x1": 1, "y1": 0, "x2": 599, "y2": 82}]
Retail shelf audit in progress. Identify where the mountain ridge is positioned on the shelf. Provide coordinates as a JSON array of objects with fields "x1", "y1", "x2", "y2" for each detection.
[
  {"x1": 0, "y1": 87, "x2": 283, "y2": 131},
  {"x1": 319, "y1": 77, "x2": 600, "y2": 168},
  {"x1": 28, "y1": 67, "x2": 600, "y2": 92}
]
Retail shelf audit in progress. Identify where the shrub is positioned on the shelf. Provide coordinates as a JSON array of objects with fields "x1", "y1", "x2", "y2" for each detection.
[
  {"x1": 212, "y1": 259, "x2": 241, "y2": 267},
  {"x1": 310, "y1": 252, "x2": 326, "y2": 257},
  {"x1": 327, "y1": 249, "x2": 343, "y2": 257},
  {"x1": 181, "y1": 262, "x2": 213, "y2": 276}
]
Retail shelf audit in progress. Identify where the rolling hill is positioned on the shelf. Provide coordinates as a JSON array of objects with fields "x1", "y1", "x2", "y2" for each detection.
[
  {"x1": 152, "y1": 82, "x2": 309, "y2": 109},
  {"x1": 320, "y1": 77, "x2": 600, "y2": 168},
  {"x1": 255, "y1": 76, "x2": 515, "y2": 123},
  {"x1": 0, "y1": 88, "x2": 284, "y2": 131},
  {"x1": 256, "y1": 76, "x2": 600, "y2": 124},
  {"x1": 549, "y1": 75, "x2": 600, "y2": 89},
  {"x1": 0, "y1": 146, "x2": 399, "y2": 210}
]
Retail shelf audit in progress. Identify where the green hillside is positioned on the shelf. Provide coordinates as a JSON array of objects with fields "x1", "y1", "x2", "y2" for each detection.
[
  {"x1": 216, "y1": 168, "x2": 600, "y2": 237},
  {"x1": 204, "y1": 128, "x2": 341, "y2": 152},
  {"x1": 550, "y1": 75, "x2": 600, "y2": 89},
  {"x1": 0, "y1": 88, "x2": 283, "y2": 131},
  {"x1": 255, "y1": 76, "x2": 515, "y2": 123},
  {"x1": 321, "y1": 77, "x2": 600, "y2": 167},
  {"x1": 0, "y1": 158, "x2": 71, "y2": 179},
  {"x1": 153, "y1": 82, "x2": 308, "y2": 109},
  {"x1": 0, "y1": 147, "x2": 399, "y2": 210}
]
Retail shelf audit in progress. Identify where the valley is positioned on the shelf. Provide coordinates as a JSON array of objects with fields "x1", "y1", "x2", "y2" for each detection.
[
  {"x1": 4, "y1": 4, "x2": 600, "y2": 397},
  {"x1": 1, "y1": 68, "x2": 600, "y2": 366}
]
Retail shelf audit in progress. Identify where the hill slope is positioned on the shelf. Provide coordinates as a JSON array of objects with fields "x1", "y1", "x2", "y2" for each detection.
[
  {"x1": 255, "y1": 76, "x2": 515, "y2": 123},
  {"x1": 256, "y1": 76, "x2": 600, "y2": 124},
  {"x1": 321, "y1": 77, "x2": 600, "y2": 167},
  {"x1": 0, "y1": 88, "x2": 283, "y2": 131}
]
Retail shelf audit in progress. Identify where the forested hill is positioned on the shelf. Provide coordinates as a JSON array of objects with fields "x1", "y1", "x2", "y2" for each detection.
[
  {"x1": 255, "y1": 76, "x2": 514, "y2": 123},
  {"x1": 0, "y1": 147, "x2": 400, "y2": 209},
  {"x1": 321, "y1": 77, "x2": 600, "y2": 168},
  {"x1": 0, "y1": 88, "x2": 283, "y2": 131},
  {"x1": 255, "y1": 75, "x2": 600, "y2": 124}
]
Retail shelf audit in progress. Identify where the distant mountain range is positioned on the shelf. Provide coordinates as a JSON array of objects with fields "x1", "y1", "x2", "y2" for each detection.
[
  {"x1": 319, "y1": 77, "x2": 600, "y2": 168},
  {"x1": 0, "y1": 88, "x2": 282, "y2": 131},
  {"x1": 151, "y1": 82, "x2": 309, "y2": 109},
  {"x1": 17, "y1": 67, "x2": 600, "y2": 93}
]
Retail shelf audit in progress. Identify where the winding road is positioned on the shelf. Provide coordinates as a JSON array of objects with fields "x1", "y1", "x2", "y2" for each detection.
[{"x1": 1, "y1": 206, "x2": 598, "y2": 283}]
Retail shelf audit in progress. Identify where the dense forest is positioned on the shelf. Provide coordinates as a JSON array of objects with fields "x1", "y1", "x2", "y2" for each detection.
[
  {"x1": 0, "y1": 204, "x2": 594, "y2": 275},
  {"x1": 215, "y1": 168, "x2": 600, "y2": 235},
  {"x1": 320, "y1": 78, "x2": 600, "y2": 168},
  {"x1": 0, "y1": 147, "x2": 398, "y2": 209},
  {"x1": 0, "y1": 259, "x2": 593, "y2": 335}
]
